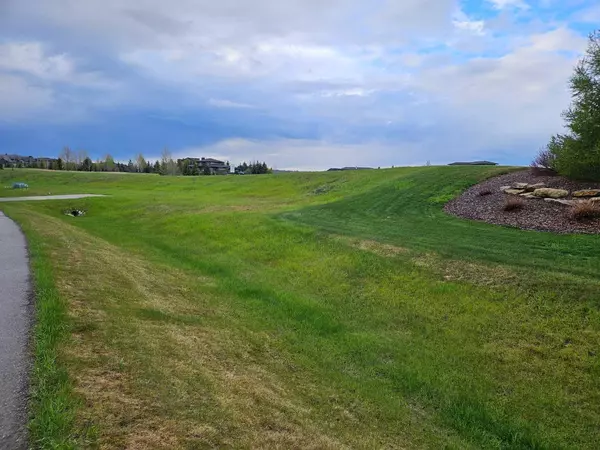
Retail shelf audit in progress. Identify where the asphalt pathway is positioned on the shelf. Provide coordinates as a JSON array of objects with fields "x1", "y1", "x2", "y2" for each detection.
[
  {"x1": 0, "y1": 194, "x2": 106, "y2": 202},
  {"x1": 0, "y1": 212, "x2": 31, "y2": 449}
]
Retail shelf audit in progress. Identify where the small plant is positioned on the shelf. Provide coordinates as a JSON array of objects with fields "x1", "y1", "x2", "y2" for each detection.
[
  {"x1": 503, "y1": 197, "x2": 525, "y2": 211},
  {"x1": 530, "y1": 148, "x2": 557, "y2": 176},
  {"x1": 479, "y1": 189, "x2": 493, "y2": 196},
  {"x1": 570, "y1": 201, "x2": 600, "y2": 221}
]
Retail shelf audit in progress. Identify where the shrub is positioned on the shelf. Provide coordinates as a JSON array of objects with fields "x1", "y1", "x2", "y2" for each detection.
[
  {"x1": 479, "y1": 189, "x2": 493, "y2": 196},
  {"x1": 570, "y1": 201, "x2": 600, "y2": 220},
  {"x1": 530, "y1": 148, "x2": 557, "y2": 176},
  {"x1": 546, "y1": 31, "x2": 600, "y2": 180},
  {"x1": 503, "y1": 197, "x2": 525, "y2": 211}
]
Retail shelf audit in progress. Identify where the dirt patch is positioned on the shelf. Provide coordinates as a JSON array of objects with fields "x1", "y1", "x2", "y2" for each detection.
[{"x1": 445, "y1": 170, "x2": 600, "y2": 234}]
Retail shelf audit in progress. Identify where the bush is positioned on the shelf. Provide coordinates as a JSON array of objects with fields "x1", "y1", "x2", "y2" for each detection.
[
  {"x1": 503, "y1": 197, "x2": 525, "y2": 211},
  {"x1": 570, "y1": 201, "x2": 600, "y2": 220},
  {"x1": 545, "y1": 31, "x2": 600, "y2": 180},
  {"x1": 530, "y1": 148, "x2": 557, "y2": 176}
]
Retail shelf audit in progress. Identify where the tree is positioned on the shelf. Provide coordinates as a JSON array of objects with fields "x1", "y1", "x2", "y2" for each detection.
[
  {"x1": 103, "y1": 154, "x2": 116, "y2": 172},
  {"x1": 160, "y1": 148, "x2": 178, "y2": 176},
  {"x1": 546, "y1": 30, "x2": 600, "y2": 180},
  {"x1": 191, "y1": 160, "x2": 200, "y2": 176},
  {"x1": 135, "y1": 153, "x2": 146, "y2": 173},
  {"x1": 57, "y1": 157, "x2": 64, "y2": 170},
  {"x1": 153, "y1": 160, "x2": 161, "y2": 173},
  {"x1": 76, "y1": 150, "x2": 89, "y2": 170},
  {"x1": 59, "y1": 146, "x2": 74, "y2": 170},
  {"x1": 81, "y1": 157, "x2": 93, "y2": 172}
]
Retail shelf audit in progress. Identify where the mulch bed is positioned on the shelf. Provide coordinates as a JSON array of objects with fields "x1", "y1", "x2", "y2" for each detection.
[{"x1": 445, "y1": 170, "x2": 600, "y2": 234}]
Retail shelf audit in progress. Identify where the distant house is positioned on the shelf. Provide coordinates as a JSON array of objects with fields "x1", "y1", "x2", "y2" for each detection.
[
  {"x1": 0, "y1": 155, "x2": 14, "y2": 167},
  {"x1": 178, "y1": 157, "x2": 230, "y2": 175},
  {"x1": 0, "y1": 153, "x2": 57, "y2": 168},
  {"x1": 448, "y1": 161, "x2": 498, "y2": 166}
]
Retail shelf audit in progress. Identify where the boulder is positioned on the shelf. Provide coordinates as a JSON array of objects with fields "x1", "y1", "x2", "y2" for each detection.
[
  {"x1": 524, "y1": 183, "x2": 546, "y2": 192},
  {"x1": 572, "y1": 189, "x2": 600, "y2": 197},
  {"x1": 533, "y1": 188, "x2": 569, "y2": 199},
  {"x1": 500, "y1": 186, "x2": 512, "y2": 192},
  {"x1": 590, "y1": 197, "x2": 600, "y2": 203},
  {"x1": 520, "y1": 193, "x2": 537, "y2": 199},
  {"x1": 544, "y1": 198, "x2": 578, "y2": 206},
  {"x1": 513, "y1": 182, "x2": 529, "y2": 189},
  {"x1": 504, "y1": 189, "x2": 525, "y2": 195}
]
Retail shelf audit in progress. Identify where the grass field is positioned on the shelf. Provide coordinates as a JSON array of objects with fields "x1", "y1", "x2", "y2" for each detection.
[{"x1": 1, "y1": 166, "x2": 600, "y2": 449}]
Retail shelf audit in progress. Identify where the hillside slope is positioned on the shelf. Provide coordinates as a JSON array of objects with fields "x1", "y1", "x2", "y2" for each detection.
[{"x1": 1, "y1": 167, "x2": 599, "y2": 449}]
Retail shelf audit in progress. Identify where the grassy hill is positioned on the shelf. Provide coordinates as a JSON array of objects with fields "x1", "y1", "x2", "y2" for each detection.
[{"x1": 2, "y1": 167, "x2": 600, "y2": 449}]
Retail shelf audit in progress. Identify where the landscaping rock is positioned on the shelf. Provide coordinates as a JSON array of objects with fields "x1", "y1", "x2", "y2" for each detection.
[
  {"x1": 572, "y1": 189, "x2": 600, "y2": 197},
  {"x1": 544, "y1": 198, "x2": 578, "y2": 206},
  {"x1": 524, "y1": 183, "x2": 546, "y2": 192},
  {"x1": 500, "y1": 186, "x2": 512, "y2": 192},
  {"x1": 533, "y1": 188, "x2": 569, "y2": 198},
  {"x1": 513, "y1": 182, "x2": 529, "y2": 189},
  {"x1": 504, "y1": 188, "x2": 525, "y2": 195},
  {"x1": 520, "y1": 193, "x2": 537, "y2": 199},
  {"x1": 590, "y1": 197, "x2": 600, "y2": 203}
]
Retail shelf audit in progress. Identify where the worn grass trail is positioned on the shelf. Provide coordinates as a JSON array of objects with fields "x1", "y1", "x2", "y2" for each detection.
[{"x1": 2, "y1": 167, "x2": 600, "y2": 449}]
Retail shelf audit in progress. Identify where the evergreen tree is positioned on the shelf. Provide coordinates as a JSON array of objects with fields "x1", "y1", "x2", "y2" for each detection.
[
  {"x1": 547, "y1": 30, "x2": 600, "y2": 180},
  {"x1": 191, "y1": 160, "x2": 200, "y2": 176},
  {"x1": 81, "y1": 157, "x2": 93, "y2": 171}
]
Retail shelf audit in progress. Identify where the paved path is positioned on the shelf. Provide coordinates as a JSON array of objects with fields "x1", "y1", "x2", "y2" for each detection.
[
  {"x1": 0, "y1": 212, "x2": 31, "y2": 449},
  {"x1": 0, "y1": 194, "x2": 106, "y2": 202}
]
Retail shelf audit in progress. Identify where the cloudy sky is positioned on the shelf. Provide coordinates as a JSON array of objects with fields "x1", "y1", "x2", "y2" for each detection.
[{"x1": 0, "y1": 0, "x2": 596, "y2": 170}]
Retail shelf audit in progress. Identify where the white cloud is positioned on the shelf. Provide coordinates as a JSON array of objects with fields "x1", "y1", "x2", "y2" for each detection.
[
  {"x1": 453, "y1": 19, "x2": 486, "y2": 35},
  {"x1": 207, "y1": 98, "x2": 254, "y2": 109},
  {"x1": 0, "y1": 42, "x2": 117, "y2": 89},
  {"x1": 0, "y1": 74, "x2": 54, "y2": 121},
  {"x1": 487, "y1": 0, "x2": 529, "y2": 10},
  {"x1": 576, "y1": 5, "x2": 600, "y2": 23}
]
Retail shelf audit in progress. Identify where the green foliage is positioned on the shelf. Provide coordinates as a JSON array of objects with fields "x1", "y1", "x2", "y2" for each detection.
[
  {"x1": 548, "y1": 30, "x2": 600, "y2": 180},
  {"x1": 234, "y1": 161, "x2": 270, "y2": 174}
]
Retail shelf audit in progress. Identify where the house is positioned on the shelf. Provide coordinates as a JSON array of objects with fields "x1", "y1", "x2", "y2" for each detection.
[
  {"x1": 0, "y1": 155, "x2": 15, "y2": 167},
  {"x1": 178, "y1": 157, "x2": 231, "y2": 175},
  {"x1": 0, "y1": 154, "x2": 57, "y2": 168},
  {"x1": 448, "y1": 161, "x2": 498, "y2": 166}
]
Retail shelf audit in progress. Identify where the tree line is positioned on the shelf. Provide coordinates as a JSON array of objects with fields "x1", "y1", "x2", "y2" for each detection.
[{"x1": 4, "y1": 146, "x2": 272, "y2": 176}]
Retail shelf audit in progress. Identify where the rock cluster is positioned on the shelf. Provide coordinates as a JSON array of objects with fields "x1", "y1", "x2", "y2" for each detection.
[{"x1": 501, "y1": 182, "x2": 600, "y2": 204}]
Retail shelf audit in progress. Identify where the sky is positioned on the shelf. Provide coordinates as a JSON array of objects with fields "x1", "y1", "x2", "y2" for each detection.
[{"x1": 0, "y1": 0, "x2": 597, "y2": 170}]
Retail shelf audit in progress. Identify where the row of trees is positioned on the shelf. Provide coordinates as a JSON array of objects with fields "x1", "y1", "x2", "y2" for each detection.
[
  {"x1": 234, "y1": 161, "x2": 271, "y2": 174},
  {"x1": 536, "y1": 30, "x2": 600, "y2": 180},
  {"x1": 32, "y1": 148, "x2": 272, "y2": 176},
  {"x1": 56, "y1": 147, "x2": 160, "y2": 173}
]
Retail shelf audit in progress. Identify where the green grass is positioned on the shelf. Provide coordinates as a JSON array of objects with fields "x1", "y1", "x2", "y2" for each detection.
[{"x1": 2, "y1": 167, "x2": 600, "y2": 449}]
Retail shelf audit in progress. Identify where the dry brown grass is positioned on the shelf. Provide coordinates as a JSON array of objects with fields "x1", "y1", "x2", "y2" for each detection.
[
  {"x1": 20, "y1": 212, "x2": 358, "y2": 449},
  {"x1": 570, "y1": 201, "x2": 600, "y2": 221},
  {"x1": 333, "y1": 235, "x2": 409, "y2": 257},
  {"x1": 503, "y1": 197, "x2": 525, "y2": 211}
]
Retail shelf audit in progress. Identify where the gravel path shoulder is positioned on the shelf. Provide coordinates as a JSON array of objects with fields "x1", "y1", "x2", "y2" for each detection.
[
  {"x1": 0, "y1": 212, "x2": 31, "y2": 449},
  {"x1": 445, "y1": 170, "x2": 600, "y2": 234}
]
